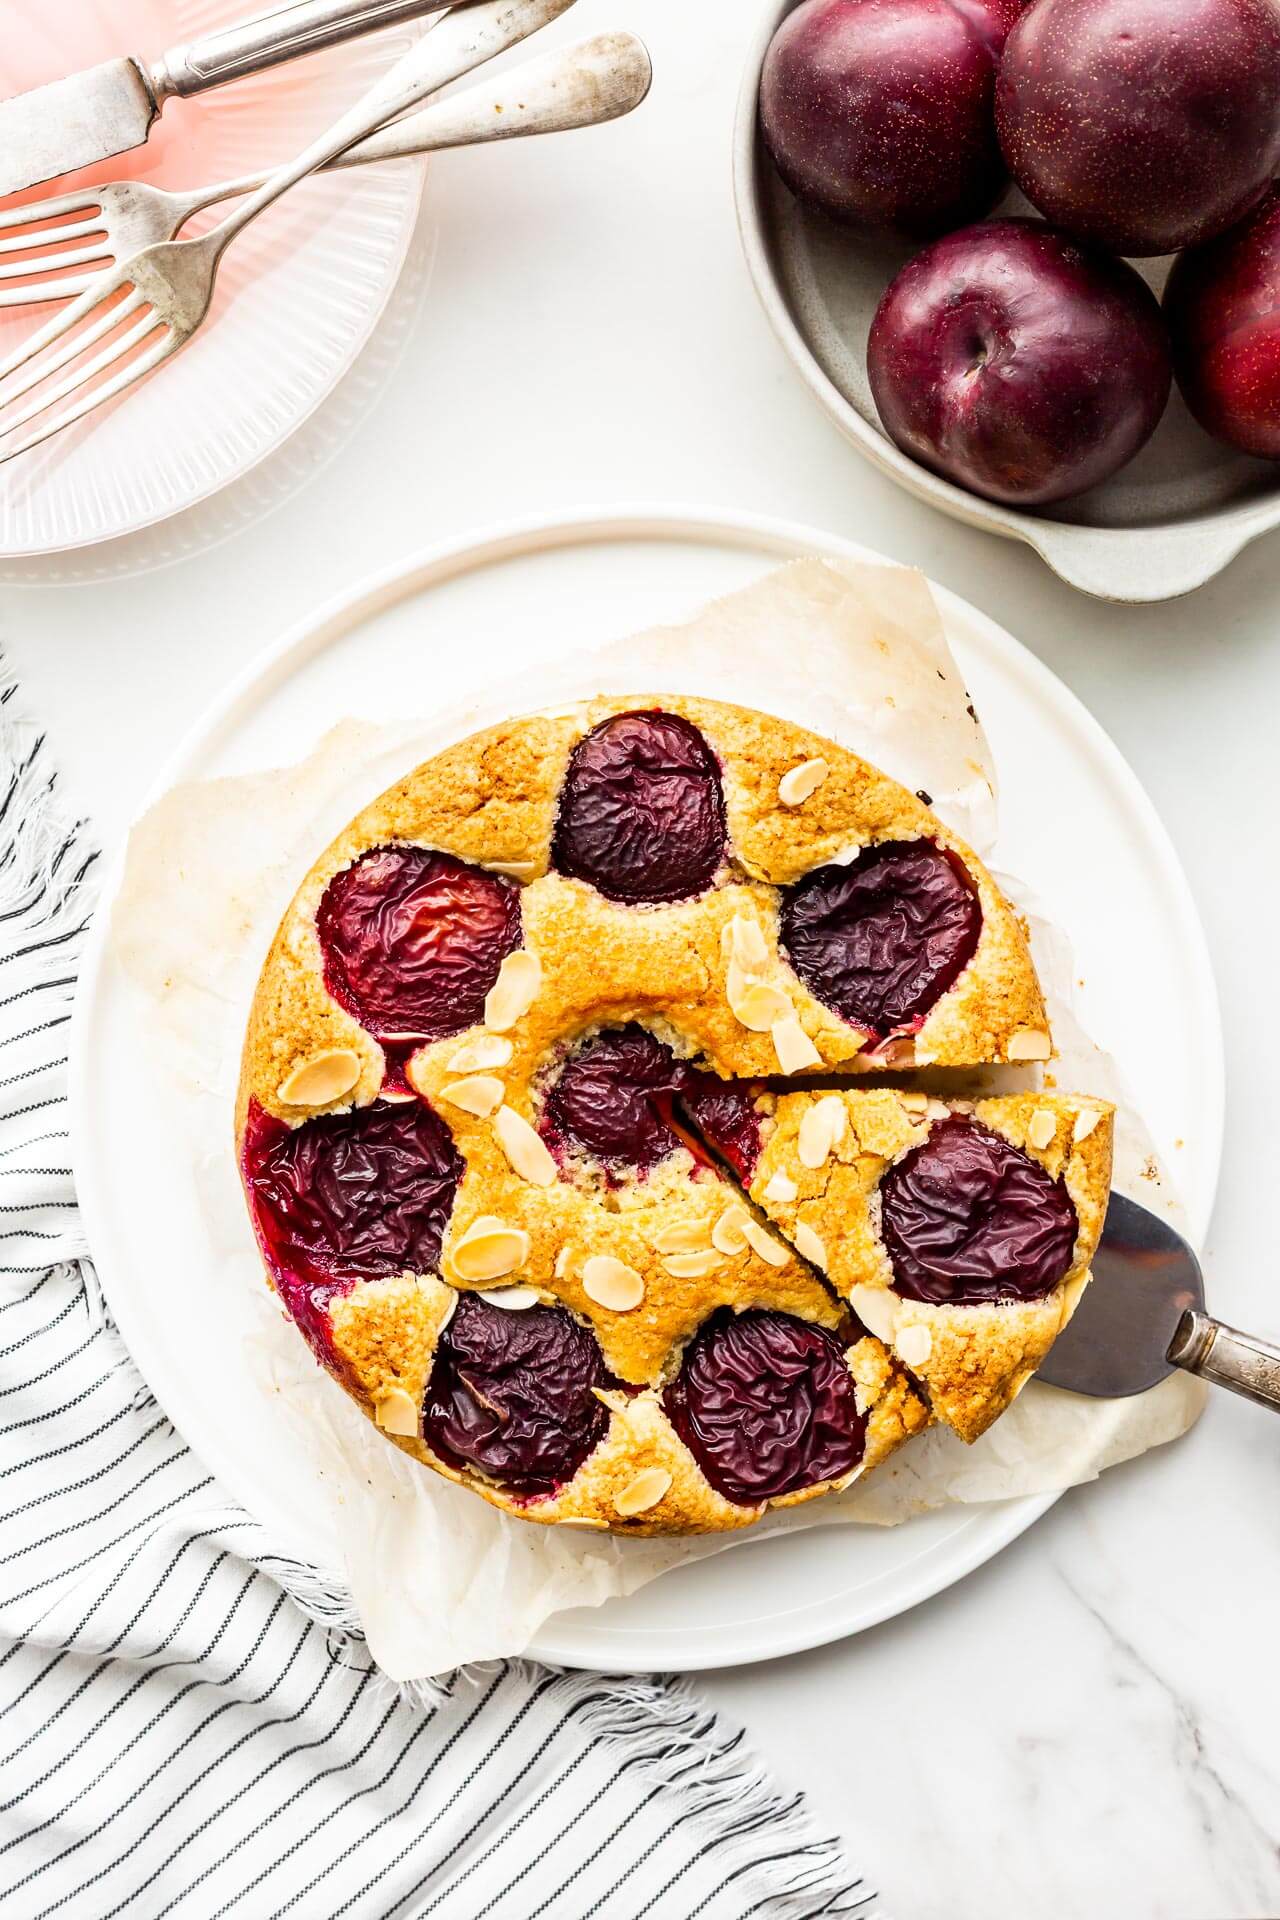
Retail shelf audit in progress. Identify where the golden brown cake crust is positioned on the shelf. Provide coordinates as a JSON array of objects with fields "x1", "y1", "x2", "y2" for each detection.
[{"x1": 237, "y1": 693, "x2": 1064, "y2": 1535}]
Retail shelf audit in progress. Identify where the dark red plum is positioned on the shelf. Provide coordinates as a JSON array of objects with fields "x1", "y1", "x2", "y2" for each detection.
[
  {"x1": 759, "y1": 0, "x2": 1020, "y2": 237},
  {"x1": 1164, "y1": 189, "x2": 1280, "y2": 459},
  {"x1": 552, "y1": 711, "x2": 727, "y2": 905},
  {"x1": 996, "y1": 0, "x2": 1280, "y2": 257},
  {"x1": 867, "y1": 220, "x2": 1171, "y2": 506},
  {"x1": 664, "y1": 1310, "x2": 866, "y2": 1505},
  {"x1": 879, "y1": 1116, "x2": 1078, "y2": 1305},
  {"x1": 317, "y1": 845, "x2": 522, "y2": 1043},
  {"x1": 780, "y1": 841, "x2": 981, "y2": 1037},
  {"x1": 678, "y1": 1073, "x2": 765, "y2": 1184},
  {"x1": 424, "y1": 1294, "x2": 608, "y2": 1497}
]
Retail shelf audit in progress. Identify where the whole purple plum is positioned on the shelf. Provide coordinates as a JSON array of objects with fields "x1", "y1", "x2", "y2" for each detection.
[
  {"x1": 1164, "y1": 188, "x2": 1280, "y2": 458},
  {"x1": 759, "y1": 0, "x2": 1021, "y2": 237},
  {"x1": 996, "y1": 0, "x2": 1280, "y2": 257},
  {"x1": 867, "y1": 218, "x2": 1171, "y2": 505}
]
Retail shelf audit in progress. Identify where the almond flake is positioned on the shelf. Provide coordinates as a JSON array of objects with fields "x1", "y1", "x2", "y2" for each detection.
[
  {"x1": 554, "y1": 1245, "x2": 572, "y2": 1278},
  {"x1": 849, "y1": 1283, "x2": 896, "y2": 1342},
  {"x1": 277, "y1": 1048, "x2": 361, "y2": 1107},
  {"x1": 477, "y1": 1285, "x2": 541, "y2": 1310},
  {"x1": 487, "y1": 858, "x2": 539, "y2": 879},
  {"x1": 374, "y1": 1386, "x2": 420, "y2": 1436},
  {"x1": 446, "y1": 1034, "x2": 513, "y2": 1075},
  {"x1": 449, "y1": 1217, "x2": 531, "y2": 1282},
  {"x1": 727, "y1": 913, "x2": 770, "y2": 971},
  {"x1": 763, "y1": 1170, "x2": 798, "y2": 1205},
  {"x1": 898, "y1": 1091, "x2": 929, "y2": 1116},
  {"x1": 1027, "y1": 1108, "x2": 1057, "y2": 1151},
  {"x1": 771, "y1": 1013, "x2": 821, "y2": 1074},
  {"x1": 742, "y1": 1219, "x2": 790, "y2": 1268},
  {"x1": 652, "y1": 1220, "x2": 712, "y2": 1256},
  {"x1": 1007, "y1": 1027, "x2": 1052, "y2": 1062},
  {"x1": 926, "y1": 1098, "x2": 952, "y2": 1122},
  {"x1": 615, "y1": 1467, "x2": 672, "y2": 1517},
  {"x1": 778, "y1": 757, "x2": 829, "y2": 807},
  {"x1": 726, "y1": 960, "x2": 791, "y2": 1032},
  {"x1": 896, "y1": 1323, "x2": 933, "y2": 1368},
  {"x1": 798, "y1": 1094, "x2": 846, "y2": 1170},
  {"x1": 442, "y1": 1074, "x2": 505, "y2": 1118},
  {"x1": 582, "y1": 1255, "x2": 645, "y2": 1312},
  {"x1": 484, "y1": 950, "x2": 542, "y2": 1032},
  {"x1": 559, "y1": 1515, "x2": 609, "y2": 1530},
  {"x1": 794, "y1": 1221, "x2": 827, "y2": 1268},
  {"x1": 711, "y1": 1207, "x2": 751, "y2": 1256},
  {"x1": 1072, "y1": 1109, "x2": 1102, "y2": 1144},
  {"x1": 662, "y1": 1249, "x2": 726, "y2": 1279},
  {"x1": 494, "y1": 1105, "x2": 557, "y2": 1186},
  {"x1": 437, "y1": 1292, "x2": 458, "y2": 1333}
]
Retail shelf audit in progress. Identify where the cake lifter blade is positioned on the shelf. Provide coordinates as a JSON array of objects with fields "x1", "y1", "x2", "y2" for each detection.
[{"x1": 1036, "y1": 1191, "x2": 1280, "y2": 1414}]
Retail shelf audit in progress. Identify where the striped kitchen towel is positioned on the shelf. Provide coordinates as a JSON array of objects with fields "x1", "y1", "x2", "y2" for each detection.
[{"x1": 0, "y1": 676, "x2": 877, "y2": 1919}]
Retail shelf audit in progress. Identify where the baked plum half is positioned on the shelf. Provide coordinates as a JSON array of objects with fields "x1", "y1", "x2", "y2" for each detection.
[
  {"x1": 423, "y1": 1294, "x2": 609, "y2": 1497},
  {"x1": 780, "y1": 840, "x2": 981, "y2": 1037},
  {"x1": 242, "y1": 1097, "x2": 463, "y2": 1358},
  {"x1": 552, "y1": 711, "x2": 727, "y2": 904},
  {"x1": 664, "y1": 1309, "x2": 865, "y2": 1504},
  {"x1": 879, "y1": 1115, "x2": 1077, "y2": 1305},
  {"x1": 317, "y1": 845, "x2": 522, "y2": 1042}
]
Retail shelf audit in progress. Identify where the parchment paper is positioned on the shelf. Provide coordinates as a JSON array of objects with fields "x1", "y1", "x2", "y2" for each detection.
[{"x1": 112, "y1": 560, "x2": 1203, "y2": 1677}]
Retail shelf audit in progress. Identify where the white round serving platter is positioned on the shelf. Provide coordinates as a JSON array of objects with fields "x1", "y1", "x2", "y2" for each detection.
[
  {"x1": 71, "y1": 506, "x2": 1223, "y2": 1672},
  {"x1": 0, "y1": 0, "x2": 424, "y2": 559}
]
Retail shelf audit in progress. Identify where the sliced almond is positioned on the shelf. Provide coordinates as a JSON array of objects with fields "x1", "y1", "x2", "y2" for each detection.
[
  {"x1": 727, "y1": 913, "x2": 770, "y2": 972},
  {"x1": 726, "y1": 962, "x2": 792, "y2": 1033},
  {"x1": 582, "y1": 1255, "x2": 645, "y2": 1312},
  {"x1": 652, "y1": 1219, "x2": 712, "y2": 1256},
  {"x1": 771, "y1": 1013, "x2": 821, "y2": 1074},
  {"x1": 437, "y1": 1292, "x2": 458, "y2": 1333},
  {"x1": 793, "y1": 1221, "x2": 827, "y2": 1268},
  {"x1": 1072, "y1": 1108, "x2": 1102, "y2": 1144},
  {"x1": 778, "y1": 757, "x2": 829, "y2": 807},
  {"x1": 593, "y1": 1385, "x2": 634, "y2": 1416},
  {"x1": 559, "y1": 1515, "x2": 609, "y2": 1530},
  {"x1": 711, "y1": 1207, "x2": 751, "y2": 1256},
  {"x1": 1027, "y1": 1108, "x2": 1057, "y2": 1151},
  {"x1": 478, "y1": 1285, "x2": 541, "y2": 1311},
  {"x1": 484, "y1": 950, "x2": 542, "y2": 1032},
  {"x1": 763, "y1": 1170, "x2": 798, "y2": 1205},
  {"x1": 277, "y1": 1048, "x2": 361, "y2": 1107},
  {"x1": 449, "y1": 1217, "x2": 531, "y2": 1283},
  {"x1": 926, "y1": 1098, "x2": 952, "y2": 1122},
  {"x1": 898, "y1": 1091, "x2": 929, "y2": 1116},
  {"x1": 494, "y1": 1104, "x2": 557, "y2": 1187},
  {"x1": 798, "y1": 1094, "x2": 846, "y2": 1170},
  {"x1": 554, "y1": 1245, "x2": 572, "y2": 1279},
  {"x1": 615, "y1": 1467, "x2": 672, "y2": 1517},
  {"x1": 373, "y1": 1386, "x2": 420, "y2": 1437},
  {"x1": 662, "y1": 1249, "x2": 727, "y2": 1279},
  {"x1": 1007, "y1": 1027, "x2": 1052, "y2": 1062},
  {"x1": 446, "y1": 1034, "x2": 513, "y2": 1075},
  {"x1": 487, "y1": 858, "x2": 539, "y2": 879},
  {"x1": 849, "y1": 1282, "x2": 897, "y2": 1343},
  {"x1": 742, "y1": 1219, "x2": 790, "y2": 1268},
  {"x1": 442, "y1": 1074, "x2": 505, "y2": 1119},
  {"x1": 896, "y1": 1323, "x2": 933, "y2": 1369}
]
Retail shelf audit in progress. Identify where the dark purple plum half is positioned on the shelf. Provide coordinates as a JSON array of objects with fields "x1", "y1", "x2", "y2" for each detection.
[
  {"x1": 879, "y1": 1115, "x2": 1077, "y2": 1305},
  {"x1": 241, "y1": 1097, "x2": 463, "y2": 1360},
  {"x1": 780, "y1": 840, "x2": 981, "y2": 1036},
  {"x1": 423, "y1": 1293, "x2": 609, "y2": 1497},
  {"x1": 678, "y1": 1072, "x2": 765, "y2": 1184},
  {"x1": 664, "y1": 1309, "x2": 865, "y2": 1505},
  {"x1": 317, "y1": 845, "x2": 522, "y2": 1042},
  {"x1": 552, "y1": 711, "x2": 727, "y2": 904}
]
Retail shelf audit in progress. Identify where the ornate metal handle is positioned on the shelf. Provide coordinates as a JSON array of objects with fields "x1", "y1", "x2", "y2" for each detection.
[
  {"x1": 1168, "y1": 1309, "x2": 1280, "y2": 1414},
  {"x1": 151, "y1": 0, "x2": 465, "y2": 100}
]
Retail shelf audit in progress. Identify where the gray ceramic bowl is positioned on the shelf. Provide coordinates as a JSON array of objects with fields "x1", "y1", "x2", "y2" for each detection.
[{"x1": 733, "y1": 0, "x2": 1280, "y2": 601}]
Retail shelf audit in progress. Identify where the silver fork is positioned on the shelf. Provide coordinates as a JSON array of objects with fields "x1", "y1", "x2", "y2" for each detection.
[
  {"x1": 0, "y1": 0, "x2": 588, "y2": 309},
  {"x1": 0, "y1": 0, "x2": 580, "y2": 464},
  {"x1": 0, "y1": 28, "x2": 650, "y2": 310}
]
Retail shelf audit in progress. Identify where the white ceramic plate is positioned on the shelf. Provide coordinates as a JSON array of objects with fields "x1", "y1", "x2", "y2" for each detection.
[
  {"x1": 70, "y1": 507, "x2": 1223, "y2": 1671},
  {"x1": 0, "y1": 0, "x2": 424, "y2": 559}
]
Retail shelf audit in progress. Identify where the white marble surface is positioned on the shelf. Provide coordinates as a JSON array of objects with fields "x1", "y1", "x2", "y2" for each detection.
[{"x1": 4, "y1": 2, "x2": 1279, "y2": 1915}]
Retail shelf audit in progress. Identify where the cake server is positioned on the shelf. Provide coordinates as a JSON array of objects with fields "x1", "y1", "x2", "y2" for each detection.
[
  {"x1": 1036, "y1": 1191, "x2": 1280, "y2": 1413},
  {"x1": 0, "y1": 0, "x2": 503, "y2": 200}
]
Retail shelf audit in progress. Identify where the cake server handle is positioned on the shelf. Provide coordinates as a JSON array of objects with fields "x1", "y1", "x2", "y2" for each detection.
[
  {"x1": 1167, "y1": 1310, "x2": 1280, "y2": 1413},
  {"x1": 150, "y1": 0, "x2": 486, "y2": 100}
]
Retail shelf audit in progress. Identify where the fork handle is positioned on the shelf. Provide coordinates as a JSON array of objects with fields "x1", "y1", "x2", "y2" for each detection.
[{"x1": 152, "y1": 0, "x2": 471, "y2": 100}]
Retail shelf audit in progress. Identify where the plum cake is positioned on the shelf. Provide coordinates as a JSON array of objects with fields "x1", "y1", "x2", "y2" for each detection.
[{"x1": 237, "y1": 694, "x2": 1113, "y2": 1536}]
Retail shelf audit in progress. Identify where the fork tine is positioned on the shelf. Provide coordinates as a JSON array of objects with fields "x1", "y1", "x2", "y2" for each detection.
[
  {"x1": 0, "y1": 216, "x2": 105, "y2": 257},
  {"x1": 0, "y1": 189, "x2": 101, "y2": 232},
  {"x1": 0, "y1": 310, "x2": 164, "y2": 442},
  {"x1": 0, "y1": 330, "x2": 179, "y2": 466},
  {"x1": 0, "y1": 244, "x2": 114, "y2": 282},
  {"x1": 0, "y1": 284, "x2": 141, "y2": 404},
  {"x1": 0, "y1": 277, "x2": 93, "y2": 309},
  {"x1": 0, "y1": 267, "x2": 130, "y2": 387}
]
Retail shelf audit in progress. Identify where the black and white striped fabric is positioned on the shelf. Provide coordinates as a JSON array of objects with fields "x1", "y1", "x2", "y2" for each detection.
[{"x1": 0, "y1": 679, "x2": 877, "y2": 1919}]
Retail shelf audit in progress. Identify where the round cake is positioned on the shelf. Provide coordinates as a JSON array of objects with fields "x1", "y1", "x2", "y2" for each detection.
[{"x1": 237, "y1": 694, "x2": 1113, "y2": 1535}]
